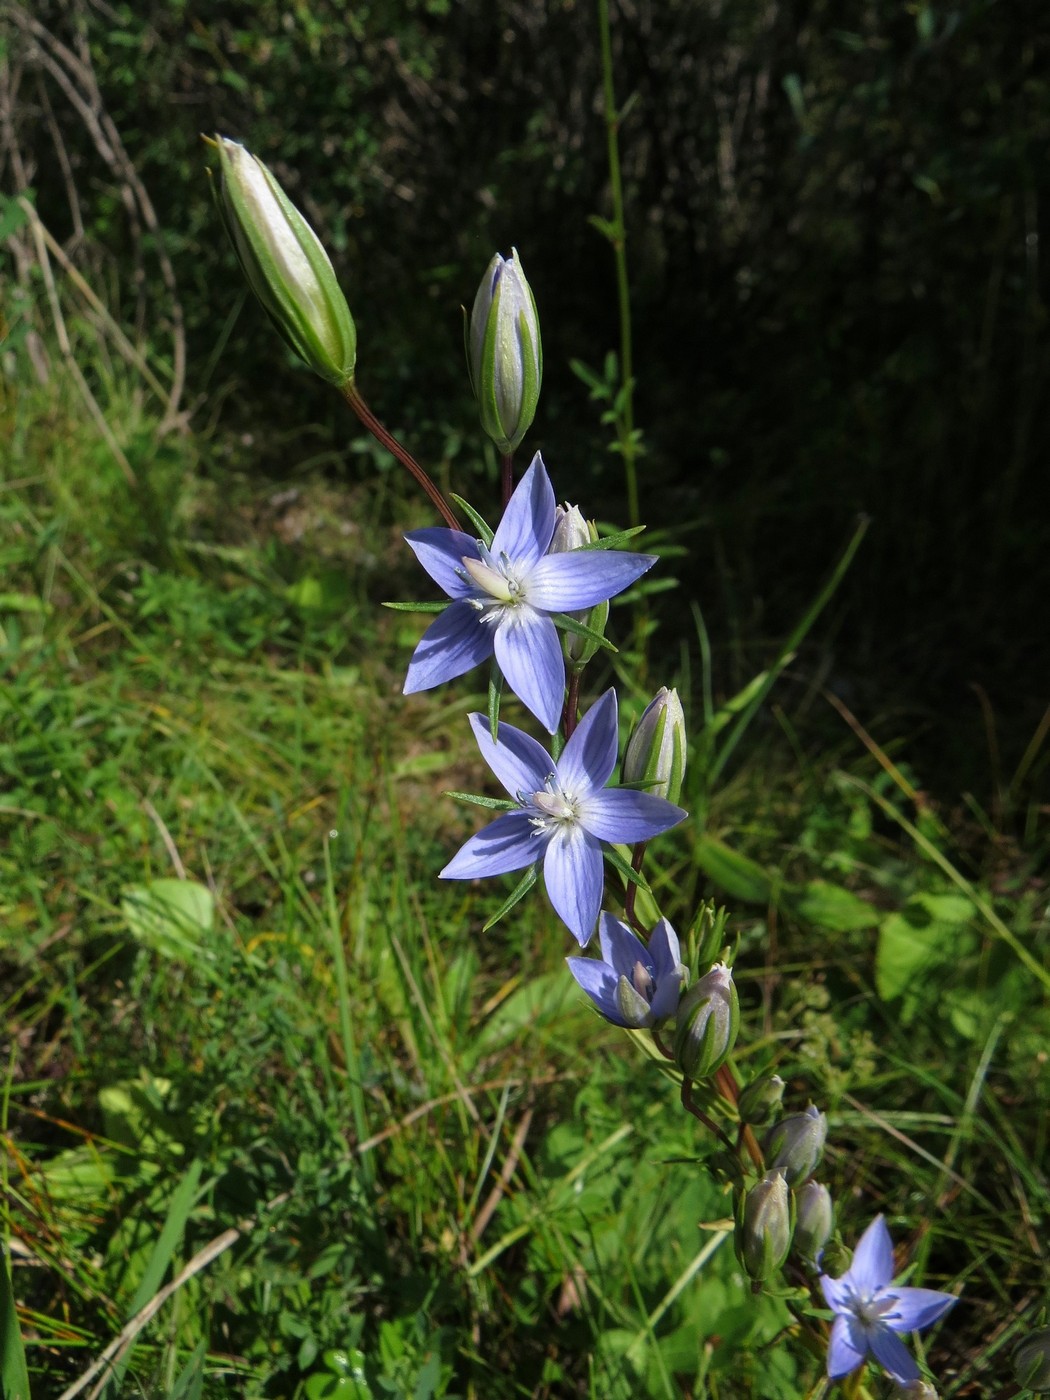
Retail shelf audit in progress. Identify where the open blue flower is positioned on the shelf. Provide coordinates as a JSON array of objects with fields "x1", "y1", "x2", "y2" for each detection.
[
  {"x1": 441, "y1": 690, "x2": 686, "y2": 944},
  {"x1": 820, "y1": 1215, "x2": 957, "y2": 1384},
  {"x1": 403, "y1": 453, "x2": 656, "y2": 732},
  {"x1": 567, "y1": 914, "x2": 686, "y2": 1026}
]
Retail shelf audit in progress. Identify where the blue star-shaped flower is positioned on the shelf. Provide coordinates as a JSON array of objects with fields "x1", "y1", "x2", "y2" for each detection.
[
  {"x1": 402, "y1": 453, "x2": 656, "y2": 732},
  {"x1": 441, "y1": 690, "x2": 686, "y2": 944},
  {"x1": 820, "y1": 1215, "x2": 957, "y2": 1384},
  {"x1": 566, "y1": 914, "x2": 687, "y2": 1026}
]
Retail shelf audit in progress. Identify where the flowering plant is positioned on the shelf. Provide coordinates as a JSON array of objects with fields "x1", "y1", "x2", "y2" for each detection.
[{"x1": 211, "y1": 138, "x2": 965, "y2": 1395}]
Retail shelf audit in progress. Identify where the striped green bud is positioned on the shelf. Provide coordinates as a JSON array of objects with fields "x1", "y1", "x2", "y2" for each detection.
[
  {"x1": 623, "y1": 687, "x2": 687, "y2": 804},
  {"x1": 212, "y1": 137, "x2": 356, "y2": 386},
  {"x1": 467, "y1": 250, "x2": 542, "y2": 453}
]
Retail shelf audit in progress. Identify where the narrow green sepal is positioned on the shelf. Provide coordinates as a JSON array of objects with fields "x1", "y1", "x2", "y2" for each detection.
[{"x1": 482, "y1": 864, "x2": 539, "y2": 932}]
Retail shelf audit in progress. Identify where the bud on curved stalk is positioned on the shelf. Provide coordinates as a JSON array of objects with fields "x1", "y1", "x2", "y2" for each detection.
[
  {"x1": 623, "y1": 687, "x2": 687, "y2": 804},
  {"x1": 763, "y1": 1104, "x2": 828, "y2": 1187},
  {"x1": 673, "y1": 961, "x2": 738, "y2": 1079},
  {"x1": 736, "y1": 1172, "x2": 792, "y2": 1282},
  {"x1": 793, "y1": 1181, "x2": 833, "y2": 1268},
  {"x1": 549, "y1": 505, "x2": 610, "y2": 671},
  {"x1": 1013, "y1": 1326, "x2": 1050, "y2": 1392},
  {"x1": 737, "y1": 1074, "x2": 785, "y2": 1127},
  {"x1": 212, "y1": 136, "x2": 357, "y2": 386},
  {"x1": 468, "y1": 250, "x2": 542, "y2": 453}
]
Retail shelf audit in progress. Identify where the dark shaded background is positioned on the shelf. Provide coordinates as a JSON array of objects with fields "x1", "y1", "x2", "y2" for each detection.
[{"x1": 6, "y1": 0, "x2": 1049, "y2": 793}]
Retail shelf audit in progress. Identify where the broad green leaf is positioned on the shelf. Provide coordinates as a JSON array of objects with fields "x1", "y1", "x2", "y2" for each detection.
[
  {"x1": 120, "y1": 878, "x2": 215, "y2": 961},
  {"x1": 694, "y1": 836, "x2": 771, "y2": 905},
  {"x1": 0, "y1": 1243, "x2": 30, "y2": 1400},
  {"x1": 793, "y1": 881, "x2": 879, "y2": 932}
]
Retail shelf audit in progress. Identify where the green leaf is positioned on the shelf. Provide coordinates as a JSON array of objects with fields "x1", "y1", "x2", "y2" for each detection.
[
  {"x1": 575, "y1": 525, "x2": 647, "y2": 551},
  {"x1": 914, "y1": 892, "x2": 975, "y2": 925},
  {"x1": 449, "y1": 494, "x2": 494, "y2": 546},
  {"x1": 488, "y1": 664, "x2": 502, "y2": 743},
  {"x1": 120, "y1": 878, "x2": 215, "y2": 961},
  {"x1": 603, "y1": 843, "x2": 652, "y2": 892},
  {"x1": 381, "y1": 600, "x2": 447, "y2": 613},
  {"x1": 551, "y1": 611, "x2": 617, "y2": 652},
  {"x1": 694, "y1": 836, "x2": 771, "y2": 905},
  {"x1": 792, "y1": 881, "x2": 879, "y2": 932},
  {"x1": 443, "y1": 791, "x2": 518, "y2": 811},
  {"x1": 0, "y1": 1243, "x2": 30, "y2": 1400},
  {"x1": 482, "y1": 864, "x2": 539, "y2": 932}
]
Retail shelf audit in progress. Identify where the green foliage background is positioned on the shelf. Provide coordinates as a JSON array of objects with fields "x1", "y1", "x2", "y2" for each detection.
[{"x1": 8, "y1": 0, "x2": 1049, "y2": 783}]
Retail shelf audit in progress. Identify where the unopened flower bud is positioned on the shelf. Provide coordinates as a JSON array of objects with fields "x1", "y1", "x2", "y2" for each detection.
[
  {"x1": 737, "y1": 1074, "x2": 785, "y2": 1127},
  {"x1": 793, "y1": 1181, "x2": 833, "y2": 1268},
  {"x1": 549, "y1": 505, "x2": 609, "y2": 670},
  {"x1": 892, "y1": 1383, "x2": 939, "y2": 1400},
  {"x1": 673, "y1": 962, "x2": 738, "y2": 1079},
  {"x1": 736, "y1": 1172, "x2": 792, "y2": 1281},
  {"x1": 623, "y1": 687, "x2": 687, "y2": 804},
  {"x1": 1013, "y1": 1326, "x2": 1050, "y2": 1392},
  {"x1": 468, "y1": 250, "x2": 542, "y2": 453},
  {"x1": 212, "y1": 137, "x2": 357, "y2": 386},
  {"x1": 764, "y1": 1105, "x2": 828, "y2": 1187}
]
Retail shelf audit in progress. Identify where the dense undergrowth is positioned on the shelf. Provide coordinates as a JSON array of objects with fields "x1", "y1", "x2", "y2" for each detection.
[{"x1": 2, "y1": 312, "x2": 1048, "y2": 1399}]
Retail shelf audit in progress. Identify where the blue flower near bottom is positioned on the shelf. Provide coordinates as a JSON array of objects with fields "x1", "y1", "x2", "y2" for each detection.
[
  {"x1": 441, "y1": 690, "x2": 686, "y2": 944},
  {"x1": 820, "y1": 1215, "x2": 957, "y2": 1384},
  {"x1": 566, "y1": 914, "x2": 686, "y2": 1027}
]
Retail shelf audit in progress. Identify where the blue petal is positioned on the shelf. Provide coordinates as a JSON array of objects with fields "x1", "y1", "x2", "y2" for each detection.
[
  {"x1": 580, "y1": 789, "x2": 687, "y2": 843},
  {"x1": 557, "y1": 689, "x2": 619, "y2": 795},
  {"x1": 403, "y1": 599, "x2": 494, "y2": 693},
  {"x1": 648, "y1": 967, "x2": 684, "y2": 1022},
  {"x1": 440, "y1": 811, "x2": 541, "y2": 878},
  {"x1": 868, "y1": 1324, "x2": 920, "y2": 1383},
  {"x1": 820, "y1": 1274, "x2": 854, "y2": 1313},
  {"x1": 851, "y1": 1216, "x2": 895, "y2": 1293},
  {"x1": 404, "y1": 527, "x2": 482, "y2": 598},
  {"x1": 888, "y1": 1287, "x2": 958, "y2": 1333},
  {"x1": 468, "y1": 711, "x2": 553, "y2": 799},
  {"x1": 826, "y1": 1316, "x2": 867, "y2": 1379},
  {"x1": 527, "y1": 549, "x2": 657, "y2": 611},
  {"x1": 648, "y1": 917, "x2": 682, "y2": 978},
  {"x1": 565, "y1": 957, "x2": 627, "y2": 1024},
  {"x1": 597, "y1": 912, "x2": 649, "y2": 978},
  {"x1": 493, "y1": 607, "x2": 565, "y2": 733},
  {"x1": 490, "y1": 453, "x2": 556, "y2": 567},
  {"x1": 543, "y1": 826, "x2": 603, "y2": 945}
]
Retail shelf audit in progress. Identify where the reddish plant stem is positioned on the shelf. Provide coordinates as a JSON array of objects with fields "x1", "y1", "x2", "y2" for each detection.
[
  {"x1": 562, "y1": 669, "x2": 581, "y2": 739},
  {"x1": 342, "y1": 382, "x2": 460, "y2": 531},
  {"x1": 714, "y1": 1064, "x2": 765, "y2": 1170},
  {"x1": 651, "y1": 1028, "x2": 675, "y2": 1060},
  {"x1": 623, "y1": 840, "x2": 648, "y2": 929},
  {"x1": 681, "y1": 1077, "x2": 735, "y2": 1153},
  {"x1": 500, "y1": 451, "x2": 514, "y2": 509}
]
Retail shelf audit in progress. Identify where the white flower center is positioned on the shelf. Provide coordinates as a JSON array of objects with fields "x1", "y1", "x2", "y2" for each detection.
[
  {"x1": 847, "y1": 1286, "x2": 898, "y2": 1331},
  {"x1": 525, "y1": 777, "x2": 580, "y2": 834},
  {"x1": 631, "y1": 960, "x2": 655, "y2": 1001},
  {"x1": 461, "y1": 545, "x2": 527, "y2": 618}
]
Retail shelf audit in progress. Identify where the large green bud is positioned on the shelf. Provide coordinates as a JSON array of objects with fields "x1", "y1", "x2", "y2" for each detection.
[
  {"x1": 1013, "y1": 1326, "x2": 1050, "y2": 1392},
  {"x1": 673, "y1": 961, "x2": 738, "y2": 1080},
  {"x1": 623, "y1": 687, "x2": 687, "y2": 804},
  {"x1": 467, "y1": 250, "x2": 542, "y2": 453},
  {"x1": 212, "y1": 136, "x2": 357, "y2": 386},
  {"x1": 735, "y1": 1172, "x2": 792, "y2": 1282}
]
